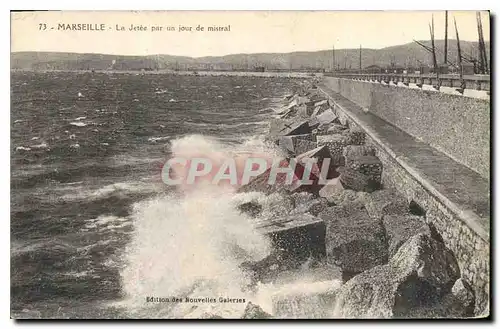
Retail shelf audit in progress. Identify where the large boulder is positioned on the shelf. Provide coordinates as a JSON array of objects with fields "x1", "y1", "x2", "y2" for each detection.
[
  {"x1": 283, "y1": 120, "x2": 312, "y2": 136},
  {"x1": 296, "y1": 104, "x2": 311, "y2": 118},
  {"x1": 342, "y1": 128, "x2": 366, "y2": 145},
  {"x1": 318, "y1": 178, "x2": 367, "y2": 206},
  {"x1": 345, "y1": 155, "x2": 383, "y2": 187},
  {"x1": 343, "y1": 145, "x2": 376, "y2": 158},
  {"x1": 404, "y1": 278, "x2": 477, "y2": 318},
  {"x1": 293, "y1": 139, "x2": 318, "y2": 156},
  {"x1": 333, "y1": 233, "x2": 460, "y2": 318},
  {"x1": 363, "y1": 188, "x2": 409, "y2": 220},
  {"x1": 340, "y1": 168, "x2": 381, "y2": 193},
  {"x1": 316, "y1": 134, "x2": 348, "y2": 167},
  {"x1": 450, "y1": 278, "x2": 475, "y2": 316},
  {"x1": 237, "y1": 159, "x2": 321, "y2": 195},
  {"x1": 278, "y1": 134, "x2": 314, "y2": 155},
  {"x1": 316, "y1": 109, "x2": 338, "y2": 126},
  {"x1": 391, "y1": 233, "x2": 460, "y2": 296},
  {"x1": 318, "y1": 203, "x2": 388, "y2": 276},
  {"x1": 383, "y1": 214, "x2": 433, "y2": 257},
  {"x1": 295, "y1": 145, "x2": 335, "y2": 179},
  {"x1": 249, "y1": 214, "x2": 327, "y2": 277}
]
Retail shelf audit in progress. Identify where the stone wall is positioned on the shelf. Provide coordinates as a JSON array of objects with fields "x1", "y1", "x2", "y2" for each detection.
[
  {"x1": 326, "y1": 97, "x2": 490, "y2": 317},
  {"x1": 323, "y1": 77, "x2": 491, "y2": 180}
]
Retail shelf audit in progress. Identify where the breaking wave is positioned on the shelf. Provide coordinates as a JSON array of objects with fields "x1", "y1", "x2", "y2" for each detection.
[{"x1": 116, "y1": 134, "x2": 314, "y2": 318}]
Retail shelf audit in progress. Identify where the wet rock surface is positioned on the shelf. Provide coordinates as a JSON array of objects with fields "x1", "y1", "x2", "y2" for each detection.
[
  {"x1": 319, "y1": 203, "x2": 388, "y2": 275},
  {"x1": 234, "y1": 78, "x2": 473, "y2": 319},
  {"x1": 334, "y1": 233, "x2": 460, "y2": 318},
  {"x1": 383, "y1": 214, "x2": 432, "y2": 257}
]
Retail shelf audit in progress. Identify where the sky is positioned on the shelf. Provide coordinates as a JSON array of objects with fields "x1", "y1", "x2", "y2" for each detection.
[{"x1": 11, "y1": 11, "x2": 490, "y2": 57}]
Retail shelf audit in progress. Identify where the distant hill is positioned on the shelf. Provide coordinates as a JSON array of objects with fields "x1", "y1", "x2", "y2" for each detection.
[{"x1": 11, "y1": 40, "x2": 490, "y2": 71}]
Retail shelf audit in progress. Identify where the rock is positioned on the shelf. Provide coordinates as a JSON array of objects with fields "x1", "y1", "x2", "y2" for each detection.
[
  {"x1": 285, "y1": 167, "x2": 323, "y2": 196},
  {"x1": 336, "y1": 110, "x2": 349, "y2": 126},
  {"x1": 237, "y1": 167, "x2": 281, "y2": 195},
  {"x1": 343, "y1": 145, "x2": 376, "y2": 158},
  {"x1": 402, "y1": 293, "x2": 473, "y2": 318},
  {"x1": 450, "y1": 279, "x2": 475, "y2": 316},
  {"x1": 293, "y1": 139, "x2": 318, "y2": 155},
  {"x1": 318, "y1": 203, "x2": 388, "y2": 274},
  {"x1": 316, "y1": 109, "x2": 338, "y2": 126},
  {"x1": 283, "y1": 94, "x2": 294, "y2": 101},
  {"x1": 363, "y1": 189, "x2": 409, "y2": 220},
  {"x1": 237, "y1": 159, "x2": 318, "y2": 195},
  {"x1": 278, "y1": 134, "x2": 314, "y2": 154},
  {"x1": 292, "y1": 191, "x2": 316, "y2": 206},
  {"x1": 318, "y1": 178, "x2": 366, "y2": 206},
  {"x1": 334, "y1": 234, "x2": 460, "y2": 318},
  {"x1": 272, "y1": 280, "x2": 340, "y2": 319},
  {"x1": 283, "y1": 121, "x2": 312, "y2": 136},
  {"x1": 296, "y1": 104, "x2": 311, "y2": 118},
  {"x1": 343, "y1": 128, "x2": 366, "y2": 145},
  {"x1": 295, "y1": 145, "x2": 334, "y2": 178},
  {"x1": 307, "y1": 198, "x2": 329, "y2": 216},
  {"x1": 254, "y1": 213, "x2": 327, "y2": 269},
  {"x1": 326, "y1": 123, "x2": 347, "y2": 135},
  {"x1": 241, "y1": 302, "x2": 272, "y2": 319},
  {"x1": 316, "y1": 134, "x2": 348, "y2": 166},
  {"x1": 237, "y1": 201, "x2": 263, "y2": 218},
  {"x1": 383, "y1": 214, "x2": 433, "y2": 257},
  {"x1": 262, "y1": 193, "x2": 295, "y2": 218},
  {"x1": 340, "y1": 167, "x2": 381, "y2": 193},
  {"x1": 333, "y1": 263, "x2": 429, "y2": 318},
  {"x1": 391, "y1": 233, "x2": 460, "y2": 296},
  {"x1": 308, "y1": 116, "x2": 320, "y2": 130},
  {"x1": 345, "y1": 155, "x2": 383, "y2": 185}
]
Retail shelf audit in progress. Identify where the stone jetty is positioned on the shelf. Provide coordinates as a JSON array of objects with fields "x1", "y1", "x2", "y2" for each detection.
[{"x1": 234, "y1": 78, "x2": 476, "y2": 319}]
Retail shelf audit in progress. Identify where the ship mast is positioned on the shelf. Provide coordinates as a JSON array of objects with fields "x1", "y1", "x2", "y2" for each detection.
[
  {"x1": 429, "y1": 16, "x2": 438, "y2": 73},
  {"x1": 476, "y1": 12, "x2": 488, "y2": 74},
  {"x1": 444, "y1": 11, "x2": 448, "y2": 65}
]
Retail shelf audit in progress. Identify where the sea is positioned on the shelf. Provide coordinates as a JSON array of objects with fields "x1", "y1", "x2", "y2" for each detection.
[{"x1": 11, "y1": 71, "x2": 326, "y2": 319}]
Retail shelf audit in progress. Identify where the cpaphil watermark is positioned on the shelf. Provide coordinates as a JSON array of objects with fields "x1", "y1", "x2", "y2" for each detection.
[{"x1": 161, "y1": 156, "x2": 332, "y2": 186}]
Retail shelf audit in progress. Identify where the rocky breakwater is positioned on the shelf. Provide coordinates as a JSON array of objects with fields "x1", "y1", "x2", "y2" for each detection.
[{"x1": 234, "y1": 78, "x2": 477, "y2": 319}]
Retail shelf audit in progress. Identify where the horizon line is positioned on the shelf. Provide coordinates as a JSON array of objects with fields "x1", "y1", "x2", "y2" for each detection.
[{"x1": 10, "y1": 38, "x2": 488, "y2": 59}]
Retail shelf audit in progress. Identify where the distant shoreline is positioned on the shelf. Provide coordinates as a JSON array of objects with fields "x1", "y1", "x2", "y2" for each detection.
[{"x1": 10, "y1": 69, "x2": 321, "y2": 78}]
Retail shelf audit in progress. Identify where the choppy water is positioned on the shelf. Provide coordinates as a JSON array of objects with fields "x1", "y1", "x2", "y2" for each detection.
[{"x1": 11, "y1": 71, "x2": 309, "y2": 319}]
